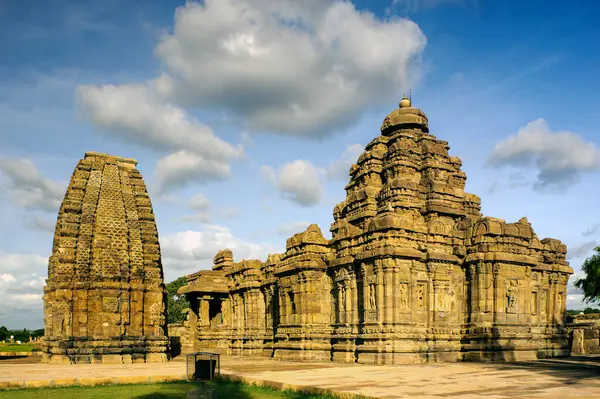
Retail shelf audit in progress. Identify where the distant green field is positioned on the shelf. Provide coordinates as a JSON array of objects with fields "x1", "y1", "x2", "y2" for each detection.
[
  {"x1": 0, "y1": 344, "x2": 40, "y2": 352},
  {"x1": 0, "y1": 380, "x2": 353, "y2": 399}
]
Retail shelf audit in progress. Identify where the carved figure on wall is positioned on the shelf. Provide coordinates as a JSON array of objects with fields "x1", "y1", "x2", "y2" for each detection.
[
  {"x1": 399, "y1": 284, "x2": 408, "y2": 308},
  {"x1": 436, "y1": 288, "x2": 448, "y2": 310},
  {"x1": 540, "y1": 291, "x2": 547, "y2": 313},
  {"x1": 62, "y1": 309, "x2": 71, "y2": 336},
  {"x1": 340, "y1": 285, "x2": 347, "y2": 312},
  {"x1": 507, "y1": 280, "x2": 518, "y2": 311},
  {"x1": 557, "y1": 293, "x2": 563, "y2": 311},
  {"x1": 369, "y1": 283, "x2": 376, "y2": 309}
]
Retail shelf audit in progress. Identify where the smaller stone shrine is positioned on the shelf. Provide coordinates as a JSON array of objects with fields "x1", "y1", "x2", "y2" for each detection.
[{"x1": 42, "y1": 152, "x2": 168, "y2": 364}]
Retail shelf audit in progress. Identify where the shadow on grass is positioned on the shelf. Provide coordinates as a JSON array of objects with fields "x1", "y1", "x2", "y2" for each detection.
[{"x1": 132, "y1": 379, "x2": 349, "y2": 399}]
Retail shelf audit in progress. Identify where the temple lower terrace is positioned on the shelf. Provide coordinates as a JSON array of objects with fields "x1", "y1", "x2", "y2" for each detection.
[
  {"x1": 178, "y1": 98, "x2": 574, "y2": 364},
  {"x1": 42, "y1": 152, "x2": 168, "y2": 364}
]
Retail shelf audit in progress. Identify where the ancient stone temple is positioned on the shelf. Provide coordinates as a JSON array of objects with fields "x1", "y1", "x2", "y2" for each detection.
[
  {"x1": 43, "y1": 152, "x2": 168, "y2": 364},
  {"x1": 179, "y1": 98, "x2": 573, "y2": 363}
]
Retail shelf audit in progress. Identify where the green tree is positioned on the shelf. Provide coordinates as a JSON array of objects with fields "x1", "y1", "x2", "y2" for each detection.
[
  {"x1": 31, "y1": 329, "x2": 44, "y2": 339},
  {"x1": 166, "y1": 277, "x2": 190, "y2": 324},
  {"x1": 574, "y1": 246, "x2": 600, "y2": 304},
  {"x1": 583, "y1": 307, "x2": 600, "y2": 314},
  {"x1": 0, "y1": 326, "x2": 8, "y2": 341}
]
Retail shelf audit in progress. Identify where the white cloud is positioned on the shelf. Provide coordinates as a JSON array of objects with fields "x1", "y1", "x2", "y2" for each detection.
[
  {"x1": 487, "y1": 118, "x2": 600, "y2": 191},
  {"x1": 77, "y1": 84, "x2": 242, "y2": 161},
  {"x1": 77, "y1": 84, "x2": 243, "y2": 193},
  {"x1": 0, "y1": 274, "x2": 16, "y2": 283},
  {"x1": 188, "y1": 193, "x2": 210, "y2": 210},
  {"x1": 261, "y1": 160, "x2": 324, "y2": 206},
  {"x1": 0, "y1": 252, "x2": 48, "y2": 328},
  {"x1": 160, "y1": 225, "x2": 280, "y2": 280},
  {"x1": 327, "y1": 143, "x2": 363, "y2": 180},
  {"x1": 277, "y1": 221, "x2": 310, "y2": 236},
  {"x1": 154, "y1": 150, "x2": 232, "y2": 192},
  {"x1": 79, "y1": 0, "x2": 426, "y2": 140},
  {"x1": 0, "y1": 158, "x2": 65, "y2": 212}
]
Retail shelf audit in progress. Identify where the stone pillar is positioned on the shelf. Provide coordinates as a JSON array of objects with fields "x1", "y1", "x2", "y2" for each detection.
[
  {"x1": 351, "y1": 274, "x2": 359, "y2": 325},
  {"x1": 376, "y1": 263, "x2": 384, "y2": 324},
  {"x1": 301, "y1": 280, "x2": 307, "y2": 325},
  {"x1": 384, "y1": 266, "x2": 392, "y2": 325},
  {"x1": 361, "y1": 264, "x2": 369, "y2": 322},
  {"x1": 344, "y1": 282, "x2": 351, "y2": 325},
  {"x1": 200, "y1": 297, "x2": 210, "y2": 327},
  {"x1": 392, "y1": 269, "x2": 399, "y2": 325}
]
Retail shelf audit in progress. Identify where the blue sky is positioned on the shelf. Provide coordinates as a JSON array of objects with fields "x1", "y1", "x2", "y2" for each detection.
[{"x1": 0, "y1": 0, "x2": 599, "y2": 329}]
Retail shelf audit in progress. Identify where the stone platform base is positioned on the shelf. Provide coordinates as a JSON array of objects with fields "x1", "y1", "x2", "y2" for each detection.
[
  {"x1": 42, "y1": 336, "x2": 168, "y2": 364},
  {"x1": 43, "y1": 353, "x2": 168, "y2": 364}
]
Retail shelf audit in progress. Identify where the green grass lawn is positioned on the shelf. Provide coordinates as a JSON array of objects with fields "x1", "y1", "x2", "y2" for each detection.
[
  {"x1": 0, "y1": 380, "x2": 356, "y2": 399},
  {"x1": 0, "y1": 344, "x2": 40, "y2": 352}
]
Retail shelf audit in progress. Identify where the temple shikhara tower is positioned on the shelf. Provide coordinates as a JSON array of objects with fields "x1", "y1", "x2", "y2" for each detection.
[
  {"x1": 43, "y1": 152, "x2": 168, "y2": 364},
  {"x1": 178, "y1": 97, "x2": 573, "y2": 363}
]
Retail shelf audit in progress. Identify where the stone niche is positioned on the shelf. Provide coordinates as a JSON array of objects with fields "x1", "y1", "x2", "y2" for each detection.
[
  {"x1": 179, "y1": 98, "x2": 573, "y2": 364},
  {"x1": 42, "y1": 152, "x2": 168, "y2": 364}
]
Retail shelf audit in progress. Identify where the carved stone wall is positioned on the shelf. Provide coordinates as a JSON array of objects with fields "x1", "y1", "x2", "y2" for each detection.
[
  {"x1": 42, "y1": 152, "x2": 168, "y2": 364},
  {"x1": 180, "y1": 99, "x2": 573, "y2": 364},
  {"x1": 567, "y1": 314, "x2": 600, "y2": 355}
]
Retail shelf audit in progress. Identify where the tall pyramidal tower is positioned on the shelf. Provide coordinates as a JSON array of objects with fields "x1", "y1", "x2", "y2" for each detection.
[{"x1": 43, "y1": 152, "x2": 168, "y2": 364}]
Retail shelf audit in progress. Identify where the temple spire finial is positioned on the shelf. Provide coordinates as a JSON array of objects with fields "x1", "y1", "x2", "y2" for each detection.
[{"x1": 399, "y1": 90, "x2": 411, "y2": 108}]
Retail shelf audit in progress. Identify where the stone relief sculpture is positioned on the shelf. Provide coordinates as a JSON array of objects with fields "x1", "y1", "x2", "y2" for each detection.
[
  {"x1": 399, "y1": 284, "x2": 408, "y2": 308},
  {"x1": 507, "y1": 280, "x2": 519, "y2": 312}
]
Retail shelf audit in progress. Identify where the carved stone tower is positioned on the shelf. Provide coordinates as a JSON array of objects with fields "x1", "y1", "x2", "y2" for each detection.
[
  {"x1": 179, "y1": 97, "x2": 573, "y2": 364},
  {"x1": 42, "y1": 152, "x2": 168, "y2": 364}
]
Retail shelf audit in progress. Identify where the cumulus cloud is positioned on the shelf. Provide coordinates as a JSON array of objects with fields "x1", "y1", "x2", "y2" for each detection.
[
  {"x1": 160, "y1": 224, "x2": 280, "y2": 280},
  {"x1": 0, "y1": 252, "x2": 48, "y2": 328},
  {"x1": 487, "y1": 118, "x2": 600, "y2": 191},
  {"x1": 0, "y1": 158, "x2": 65, "y2": 212},
  {"x1": 327, "y1": 143, "x2": 363, "y2": 180},
  {"x1": 77, "y1": 84, "x2": 242, "y2": 161},
  {"x1": 154, "y1": 150, "x2": 232, "y2": 192},
  {"x1": 77, "y1": 84, "x2": 242, "y2": 193},
  {"x1": 277, "y1": 221, "x2": 310, "y2": 236},
  {"x1": 261, "y1": 160, "x2": 324, "y2": 206},
  {"x1": 78, "y1": 0, "x2": 426, "y2": 140}
]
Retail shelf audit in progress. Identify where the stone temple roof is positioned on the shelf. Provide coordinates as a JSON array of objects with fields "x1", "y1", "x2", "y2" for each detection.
[{"x1": 380, "y1": 96, "x2": 429, "y2": 134}]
